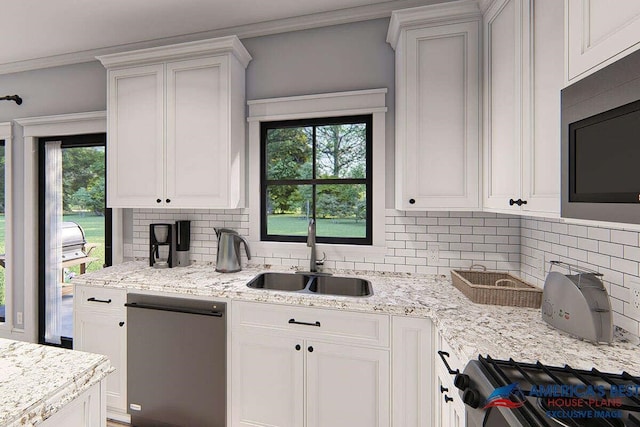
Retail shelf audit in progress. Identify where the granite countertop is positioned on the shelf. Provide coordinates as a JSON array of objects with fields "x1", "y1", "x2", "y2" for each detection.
[
  {"x1": 0, "y1": 338, "x2": 112, "y2": 427},
  {"x1": 72, "y1": 261, "x2": 640, "y2": 374}
]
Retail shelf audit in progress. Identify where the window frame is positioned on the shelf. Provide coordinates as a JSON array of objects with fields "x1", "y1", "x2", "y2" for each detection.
[{"x1": 260, "y1": 115, "x2": 373, "y2": 245}]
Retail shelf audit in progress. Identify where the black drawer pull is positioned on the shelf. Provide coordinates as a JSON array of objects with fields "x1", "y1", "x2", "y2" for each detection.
[
  {"x1": 444, "y1": 395, "x2": 454, "y2": 403},
  {"x1": 87, "y1": 297, "x2": 112, "y2": 304},
  {"x1": 288, "y1": 318, "x2": 321, "y2": 327},
  {"x1": 295, "y1": 344, "x2": 301, "y2": 351},
  {"x1": 509, "y1": 198, "x2": 528, "y2": 206},
  {"x1": 440, "y1": 385, "x2": 449, "y2": 393},
  {"x1": 119, "y1": 321, "x2": 125, "y2": 327}
]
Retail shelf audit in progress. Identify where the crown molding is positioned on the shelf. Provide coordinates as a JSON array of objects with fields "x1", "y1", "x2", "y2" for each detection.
[
  {"x1": 97, "y1": 35, "x2": 252, "y2": 69},
  {"x1": 15, "y1": 111, "x2": 106, "y2": 137},
  {"x1": 0, "y1": 0, "x2": 446, "y2": 76},
  {"x1": 387, "y1": 0, "x2": 481, "y2": 48}
]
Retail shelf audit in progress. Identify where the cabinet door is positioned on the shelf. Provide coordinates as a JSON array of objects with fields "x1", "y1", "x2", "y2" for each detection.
[
  {"x1": 483, "y1": 0, "x2": 527, "y2": 212},
  {"x1": 522, "y1": 0, "x2": 563, "y2": 214},
  {"x1": 107, "y1": 64, "x2": 164, "y2": 208},
  {"x1": 166, "y1": 56, "x2": 230, "y2": 208},
  {"x1": 231, "y1": 330, "x2": 304, "y2": 427},
  {"x1": 306, "y1": 341, "x2": 390, "y2": 427},
  {"x1": 41, "y1": 382, "x2": 104, "y2": 427},
  {"x1": 392, "y1": 316, "x2": 433, "y2": 427},
  {"x1": 397, "y1": 21, "x2": 480, "y2": 210},
  {"x1": 74, "y1": 310, "x2": 127, "y2": 415},
  {"x1": 566, "y1": 0, "x2": 640, "y2": 83}
]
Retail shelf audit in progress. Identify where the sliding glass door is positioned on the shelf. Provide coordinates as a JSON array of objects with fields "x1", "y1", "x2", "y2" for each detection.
[{"x1": 38, "y1": 133, "x2": 111, "y2": 348}]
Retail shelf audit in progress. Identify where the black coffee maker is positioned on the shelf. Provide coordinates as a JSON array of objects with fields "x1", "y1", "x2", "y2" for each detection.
[
  {"x1": 149, "y1": 223, "x2": 173, "y2": 268},
  {"x1": 174, "y1": 220, "x2": 191, "y2": 267}
]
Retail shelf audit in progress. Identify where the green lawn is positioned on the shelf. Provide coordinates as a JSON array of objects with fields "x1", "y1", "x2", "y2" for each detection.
[{"x1": 267, "y1": 214, "x2": 366, "y2": 238}]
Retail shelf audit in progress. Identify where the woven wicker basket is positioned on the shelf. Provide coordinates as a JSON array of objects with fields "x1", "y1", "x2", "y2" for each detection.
[{"x1": 450, "y1": 266, "x2": 542, "y2": 308}]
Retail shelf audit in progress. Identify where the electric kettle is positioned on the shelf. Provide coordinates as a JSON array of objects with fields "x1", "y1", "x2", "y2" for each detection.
[{"x1": 214, "y1": 228, "x2": 251, "y2": 273}]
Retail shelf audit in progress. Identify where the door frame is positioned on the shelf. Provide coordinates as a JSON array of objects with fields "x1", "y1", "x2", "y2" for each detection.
[
  {"x1": 38, "y1": 133, "x2": 111, "y2": 348},
  {"x1": 15, "y1": 112, "x2": 123, "y2": 343}
]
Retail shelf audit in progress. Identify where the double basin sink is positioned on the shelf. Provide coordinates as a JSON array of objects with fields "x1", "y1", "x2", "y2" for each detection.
[{"x1": 247, "y1": 272, "x2": 373, "y2": 297}]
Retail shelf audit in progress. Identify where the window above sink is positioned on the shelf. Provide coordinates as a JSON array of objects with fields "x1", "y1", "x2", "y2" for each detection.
[{"x1": 247, "y1": 89, "x2": 388, "y2": 257}]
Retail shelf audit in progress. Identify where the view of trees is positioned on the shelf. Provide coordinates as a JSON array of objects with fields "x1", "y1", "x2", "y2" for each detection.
[
  {"x1": 62, "y1": 147, "x2": 105, "y2": 215},
  {"x1": 265, "y1": 121, "x2": 368, "y2": 236}
]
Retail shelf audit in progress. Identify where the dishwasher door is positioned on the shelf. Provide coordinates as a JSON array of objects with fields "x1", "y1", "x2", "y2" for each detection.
[{"x1": 126, "y1": 294, "x2": 226, "y2": 427}]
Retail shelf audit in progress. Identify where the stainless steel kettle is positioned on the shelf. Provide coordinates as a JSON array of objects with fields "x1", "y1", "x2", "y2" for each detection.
[{"x1": 214, "y1": 228, "x2": 251, "y2": 273}]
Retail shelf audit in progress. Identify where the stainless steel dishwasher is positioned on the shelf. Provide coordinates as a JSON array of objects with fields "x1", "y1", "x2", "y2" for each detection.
[{"x1": 125, "y1": 294, "x2": 226, "y2": 427}]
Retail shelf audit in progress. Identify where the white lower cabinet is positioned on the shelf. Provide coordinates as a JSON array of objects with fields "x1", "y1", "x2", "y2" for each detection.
[
  {"x1": 41, "y1": 381, "x2": 106, "y2": 427},
  {"x1": 74, "y1": 286, "x2": 127, "y2": 420},
  {"x1": 231, "y1": 301, "x2": 390, "y2": 427}
]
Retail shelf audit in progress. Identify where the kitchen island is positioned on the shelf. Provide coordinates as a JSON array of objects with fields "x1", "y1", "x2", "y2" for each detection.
[
  {"x1": 72, "y1": 261, "x2": 640, "y2": 373},
  {"x1": 0, "y1": 338, "x2": 112, "y2": 427}
]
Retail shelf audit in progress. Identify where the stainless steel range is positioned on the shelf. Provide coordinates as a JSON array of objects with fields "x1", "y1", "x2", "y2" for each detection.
[{"x1": 452, "y1": 355, "x2": 640, "y2": 427}]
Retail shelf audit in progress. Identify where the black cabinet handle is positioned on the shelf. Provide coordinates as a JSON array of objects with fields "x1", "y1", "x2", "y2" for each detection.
[
  {"x1": 156, "y1": 199, "x2": 162, "y2": 203},
  {"x1": 295, "y1": 344, "x2": 301, "y2": 351},
  {"x1": 437, "y1": 350, "x2": 459, "y2": 375},
  {"x1": 444, "y1": 395, "x2": 454, "y2": 403},
  {"x1": 119, "y1": 321, "x2": 125, "y2": 327},
  {"x1": 440, "y1": 385, "x2": 449, "y2": 393},
  {"x1": 509, "y1": 198, "x2": 528, "y2": 206},
  {"x1": 409, "y1": 198, "x2": 416, "y2": 204},
  {"x1": 166, "y1": 199, "x2": 171, "y2": 203},
  {"x1": 87, "y1": 297, "x2": 112, "y2": 304},
  {"x1": 288, "y1": 318, "x2": 321, "y2": 327},
  {"x1": 308, "y1": 346, "x2": 314, "y2": 353}
]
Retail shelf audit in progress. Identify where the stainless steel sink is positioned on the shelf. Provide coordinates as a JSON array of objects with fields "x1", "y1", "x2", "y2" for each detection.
[
  {"x1": 308, "y1": 275, "x2": 373, "y2": 297},
  {"x1": 246, "y1": 272, "x2": 310, "y2": 291},
  {"x1": 246, "y1": 272, "x2": 373, "y2": 297}
]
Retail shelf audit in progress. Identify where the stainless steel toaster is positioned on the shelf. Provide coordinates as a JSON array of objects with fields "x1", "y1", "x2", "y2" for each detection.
[{"x1": 541, "y1": 261, "x2": 613, "y2": 343}]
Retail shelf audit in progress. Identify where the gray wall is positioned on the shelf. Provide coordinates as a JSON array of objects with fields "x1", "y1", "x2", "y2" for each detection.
[
  {"x1": 0, "y1": 18, "x2": 396, "y2": 338},
  {"x1": 242, "y1": 18, "x2": 396, "y2": 204}
]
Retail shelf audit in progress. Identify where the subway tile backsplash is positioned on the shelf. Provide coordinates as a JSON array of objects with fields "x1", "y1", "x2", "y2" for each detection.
[
  {"x1": 131, "y1": 209, "x2": 640, "y2": 335},
  {"x1": 520, "y1": 216, "x2": 640, "y2": 336},
  {"x1": 131, "y1": 209, "x2": 521, "y2": 275}
]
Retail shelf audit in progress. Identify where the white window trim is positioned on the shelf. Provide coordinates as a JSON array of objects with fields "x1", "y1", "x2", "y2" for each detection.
[
  {"x1": 247, "y1": 89, "x2": 387, "y2": 260},
  {"x1": 0, "y1": 123, "x2": 13, "y2": 334},
  {"x1": 13, "y1": 111, "x2": 120, "y2": 342}
]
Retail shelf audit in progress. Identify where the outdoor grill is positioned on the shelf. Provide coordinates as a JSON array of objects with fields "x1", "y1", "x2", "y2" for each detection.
[{"x1": 61, "y1": 221, "x2": 87, "y2": 261}]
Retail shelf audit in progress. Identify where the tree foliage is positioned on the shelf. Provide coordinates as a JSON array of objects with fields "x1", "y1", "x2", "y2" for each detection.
[
  {"x1": 62, "y1": 147, "x2": 105, "y2": 214},
  {"x1": 266, "y1": 122, "x2": 367, "y2": 222}
]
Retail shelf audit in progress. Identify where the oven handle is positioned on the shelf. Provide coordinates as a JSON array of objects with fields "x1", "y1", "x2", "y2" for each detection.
[{"x1": 437, "y1": 350, "x2": 460, "y2": 375}]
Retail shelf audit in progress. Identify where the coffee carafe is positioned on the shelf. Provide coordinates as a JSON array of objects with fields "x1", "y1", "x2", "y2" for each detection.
[
  {"x1": 150, "y1": 223, "x2": 173, "y2": 268},
  {"x1": 175, "y1": 220, "x2": 191, "y2": 267},
  {"x1": 215, "y1": 228, "x2": 251, "y2": 273}
]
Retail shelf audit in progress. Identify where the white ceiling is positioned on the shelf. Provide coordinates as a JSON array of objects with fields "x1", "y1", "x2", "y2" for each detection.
[{"x1": 1, "y1": 0, "x2": 407, "y2": 66}]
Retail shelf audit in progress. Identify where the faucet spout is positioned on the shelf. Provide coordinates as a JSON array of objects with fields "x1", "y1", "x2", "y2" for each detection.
[{"x1": 307, "y1": 219, "x2": 317, "y2": 272}]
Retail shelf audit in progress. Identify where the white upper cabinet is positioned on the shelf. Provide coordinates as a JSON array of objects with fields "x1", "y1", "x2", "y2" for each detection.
[
  {"x1": 483, "y1": 0, "x2": 562, "y2": 215},
  {"x1": 566, "y1": 0, "x2": 640, "y2": 84},
  {"x1": 388, "y1": 0, "x2": 482, "y2": 210},
  {"x1": 98, "y1": 36, "x2": 251, "y2": 209}
]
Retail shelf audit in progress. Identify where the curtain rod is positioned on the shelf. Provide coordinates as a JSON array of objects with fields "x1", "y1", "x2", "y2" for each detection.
[{"x1": 0, "y1": 95, "x2": 22, "y2": 105}]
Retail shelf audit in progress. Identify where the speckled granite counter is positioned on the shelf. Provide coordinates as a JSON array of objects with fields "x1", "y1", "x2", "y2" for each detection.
[
  {"x1": 72, "y1": 261, "x2": 640, "y2": 374},
  {"x1": 0, "y1": 338, "x2": 112, "y2": 426}
]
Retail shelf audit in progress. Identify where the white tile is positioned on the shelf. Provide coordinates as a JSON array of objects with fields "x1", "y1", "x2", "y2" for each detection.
[
  {"x1": 587, "y1": 252, "x2": 610, "y2": 268},
  {"x1": 567, "y1": 224, "x2": 588, "y2": 238},
  {"x1": 588, "y1": 227, "x2": 611, "y2": 242},
  {"x1": 611, "y1": 229, "x2": 639, "y2": 246},
  {"x1": 599, "y1": 241, "x2": 624, "y2": 258},
  {"x1": 577, "y1": 237, "x2": 598, "y2": 252},
  {"x1": 438, "y1": 217, "x2": 461, "y2": 226},
  {"x1": 611, "y1": 257, "x2": 638, "y2": 276}
]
